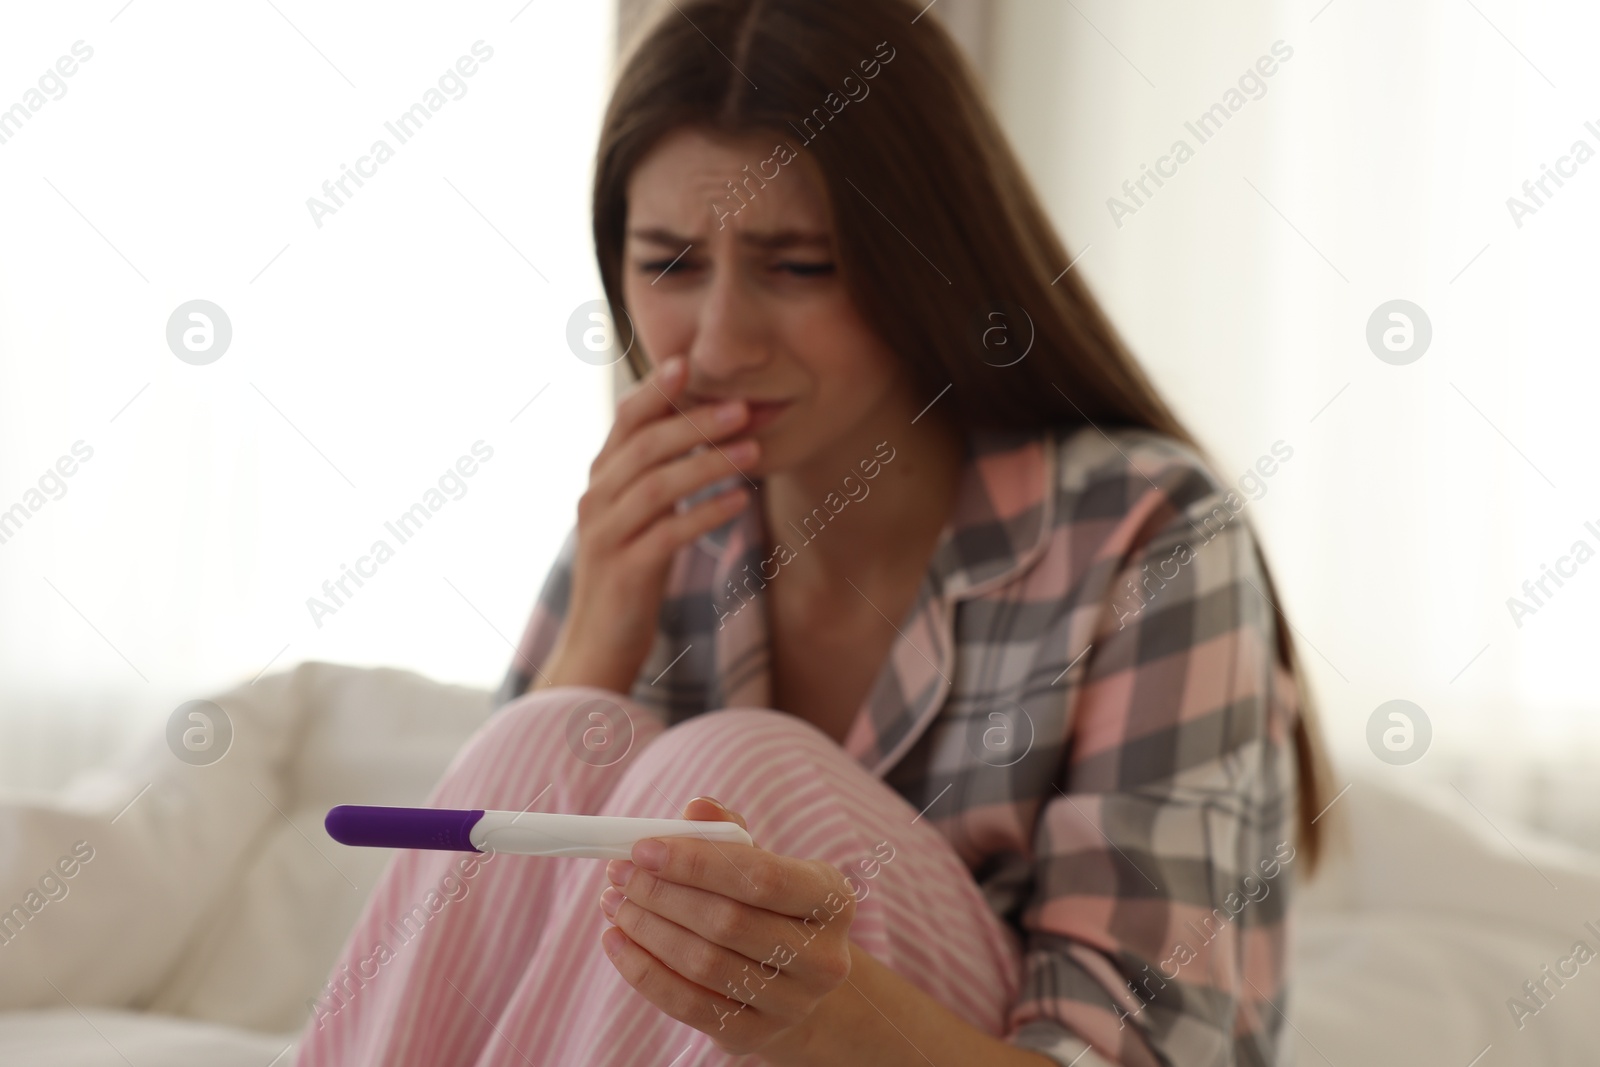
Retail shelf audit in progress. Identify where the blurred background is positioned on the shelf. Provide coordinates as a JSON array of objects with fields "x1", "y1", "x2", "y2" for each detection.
[{"x1": 2, "y1": 0, "x2": 1597, "y2": 855}]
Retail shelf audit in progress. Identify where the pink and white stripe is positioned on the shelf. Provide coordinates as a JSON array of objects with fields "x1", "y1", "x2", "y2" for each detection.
[{"x1": 293, "y1": 685, "x2": 1024, "y2": 1066}]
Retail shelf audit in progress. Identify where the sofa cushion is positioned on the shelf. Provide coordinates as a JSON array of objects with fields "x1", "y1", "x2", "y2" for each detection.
[
  {"x1": 0, "y1": 661, "x2": 495, "y2": 1034},
  {"x1": 143, "y1": 662, "x2": 496, "y2": 1032}
]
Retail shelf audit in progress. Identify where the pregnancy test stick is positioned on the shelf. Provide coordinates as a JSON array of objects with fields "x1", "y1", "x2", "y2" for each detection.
[{"x1": 325, "y1": 805, "x2": 752, "y2": 860}]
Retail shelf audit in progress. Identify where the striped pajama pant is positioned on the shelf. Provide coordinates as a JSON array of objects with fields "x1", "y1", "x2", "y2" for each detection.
[{"x1": 293, "y1": 685, "x2": 1023, "y2": 1066}]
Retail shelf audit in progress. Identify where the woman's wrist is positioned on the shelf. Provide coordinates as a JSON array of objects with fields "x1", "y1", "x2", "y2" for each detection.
[
  {"x1": 533, "y1": 637, "x2": 637, "y2": 695},
  {"x1": 750, "y1": 943, "x2": 853, "y2": 1065},
  {"x1": 756, "y1": 941, "x2": 1058, "y2": 1067}
]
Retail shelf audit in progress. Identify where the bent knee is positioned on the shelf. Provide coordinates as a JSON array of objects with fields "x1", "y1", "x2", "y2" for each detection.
[
  {"x1": 431, "y1": 686, "x2": 663, "y2": 806},
  {"x1": 644, "y1": 706, "x2": 835, "y2": 762},
  {"x1": 454, "y1": 686, "x2": 652, "y2": 770}
]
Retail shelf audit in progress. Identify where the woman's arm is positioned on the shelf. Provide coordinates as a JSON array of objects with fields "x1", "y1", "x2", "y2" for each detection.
[{"x1": 998, "y1": 443, "x2": 1305, "y2": 1066}]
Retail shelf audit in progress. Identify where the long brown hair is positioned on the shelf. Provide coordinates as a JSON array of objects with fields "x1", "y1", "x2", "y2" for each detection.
[{"x1": 592, "y1": 0, "x2": 1333, "y2": 872}]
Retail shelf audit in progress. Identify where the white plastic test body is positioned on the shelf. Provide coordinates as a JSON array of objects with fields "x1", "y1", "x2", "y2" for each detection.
[{"x1": 325, "y1": 804, "x2": 753, "y2": 861}]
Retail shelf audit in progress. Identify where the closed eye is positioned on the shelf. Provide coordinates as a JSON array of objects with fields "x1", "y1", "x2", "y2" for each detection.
[
  {"x1": 639, "y1": 259, "x2": 693, "y2": 275},
  {"x1": 634, "y1": 259, "x2": 835, "y2": 278},
  {"x1": 779, "y1": 262, "x2": 834, "y2": 277}
]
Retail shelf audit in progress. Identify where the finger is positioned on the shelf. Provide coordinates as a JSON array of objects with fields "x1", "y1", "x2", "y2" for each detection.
[
  {"x1": 598, "y1": 440, "x2": 758, "y2": 547},
  {"x1": 683, "y1": 796, "x2": 748, "y2": 833},
  {"x1": 630, "y1": 838, "x2": 853, "y2": 921},
  {"x1": 599, "y1": 926, "x2": 766, "y2": 1040},
  {"x1": 600, "y1": 885, "x2": 802, "y2": 1016},
  {"x1": 607, "y1": 355, "x2": 688, "y2": 446},
  {"x1": 601, "y1": 354, "x2": 730, "y2": 486},
  {"x1": 606, "y1": 863, "x2": 793, "y2": 963},
  {"x1": 591, "y1": 396, "x2": 750, "y2": 503},
  {"x1": 619, "y1": 486, "x2": 752, "y2": 568}
]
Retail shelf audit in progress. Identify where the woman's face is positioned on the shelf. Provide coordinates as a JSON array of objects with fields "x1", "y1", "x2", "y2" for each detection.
[{"x1": 621, "y1": 126, "x2": 908, "y2": 476}]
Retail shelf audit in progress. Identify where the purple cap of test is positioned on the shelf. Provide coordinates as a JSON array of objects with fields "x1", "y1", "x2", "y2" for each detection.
[{"x1": 325, "y1": 805, "x2": 485, "y2": 852}]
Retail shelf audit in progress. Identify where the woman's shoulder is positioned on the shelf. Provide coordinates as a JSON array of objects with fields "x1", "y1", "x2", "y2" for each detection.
[
  {"x1": 1050, "y1": 423, "x2": 1233, "y2": 517},
  {"x1": 1036, "y1": 423, "x2": 1281, "y2": 585},
  {"x1": 1056, "y1": 422, "x2": 1216, "y2": 495}
]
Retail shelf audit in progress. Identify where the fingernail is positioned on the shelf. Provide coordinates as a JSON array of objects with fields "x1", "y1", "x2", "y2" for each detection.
[
  {"x1": 601, "y1": 927, "x2": 625, "y2": 959},
  {"x1": 599, "y1": 885, "x2": 623, "y2": 919},
  {"x1": 693, "y1": 795, "x2": 729, "y2": 813},
  {"x1": 633, "y1": 839, "x2": 669, "y2": 871},
  {"x1": 606, "y1": 859, "x2": 635, "y2": 887},
  {"x1": 661, "y1": 356, "x2": 683, "y2": 379},
  {"x1": 727, "y1": 440, "x2": 758, "y2": 461},
  {"x1": 715, "y1": 400, "x2": 746, "y2": 425}
]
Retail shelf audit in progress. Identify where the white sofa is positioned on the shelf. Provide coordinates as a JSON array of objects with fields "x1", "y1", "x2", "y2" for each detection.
[{"x1": 1, "y1": 661, "x2": 1597, "y2": 1065}]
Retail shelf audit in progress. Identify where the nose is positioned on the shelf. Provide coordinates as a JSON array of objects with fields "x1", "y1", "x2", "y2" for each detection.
[{"x1": 685, "y1": 253, "x2": 770, "y2": 382}]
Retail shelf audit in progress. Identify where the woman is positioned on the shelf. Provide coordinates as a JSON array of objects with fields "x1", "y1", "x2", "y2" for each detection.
[{"x1": 295, "y1": 0, "x2": 1331, "y2": 1063}]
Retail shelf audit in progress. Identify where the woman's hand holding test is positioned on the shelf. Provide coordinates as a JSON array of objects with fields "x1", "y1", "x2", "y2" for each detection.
[{"x1": 597, "y1": 796, "x2": 857, "y2": 1058}]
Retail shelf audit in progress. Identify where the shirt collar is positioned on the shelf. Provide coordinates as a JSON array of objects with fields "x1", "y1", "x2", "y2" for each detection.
[{"x1": 691, "y1": 426, "x2": 1057, "y2": 772}]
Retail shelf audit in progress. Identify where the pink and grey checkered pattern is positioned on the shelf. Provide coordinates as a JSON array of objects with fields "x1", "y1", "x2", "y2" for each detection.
[{"x1": 499, "y1": 424, "x2": 1303, "y2": 1067}]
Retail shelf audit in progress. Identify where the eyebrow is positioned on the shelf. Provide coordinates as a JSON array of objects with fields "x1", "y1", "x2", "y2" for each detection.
[{"x1": 626, "y1": 227, "x2": 832, "y2": 251}]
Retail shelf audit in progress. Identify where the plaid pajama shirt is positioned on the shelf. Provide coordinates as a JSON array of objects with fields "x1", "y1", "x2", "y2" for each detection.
[{"x1": 497, "y1": 423, "x2": 1302, "y2": 1067}]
